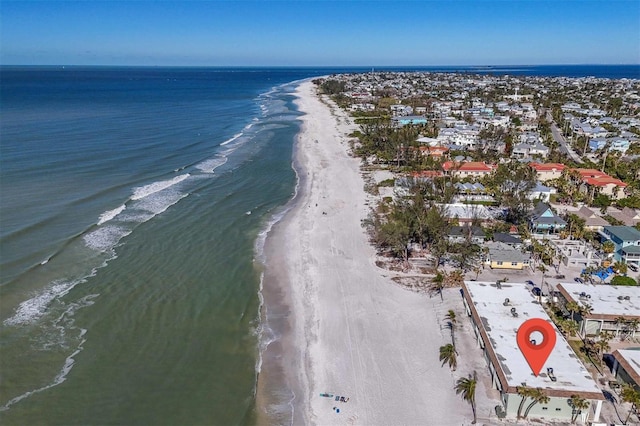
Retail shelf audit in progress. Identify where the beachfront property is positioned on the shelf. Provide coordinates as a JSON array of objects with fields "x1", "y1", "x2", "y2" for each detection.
[
  {"x1": 529, "y1": 202, "x2": 567, "y2": 234},
  {"x1": 461, "y1": 281, "x2": 605, "y2": 422},
  {"x1": 611, "y1": 349, "x2": 640, "y2": 392},
  {"x1": 556, "y1": 283, "x2": 640, "y2": 338},
  {"x1": 439, "y1": 203, "x2": 504, "y2": 226},
  {"x1": 447, "y1": 225, "x2": 485, "y2": 244},
  {"x1": 598, "y1": 226, "x2": 640, "y2": 266},
  {"x1": 484, "y1": 241, "x2": 531, "y2": 270}
]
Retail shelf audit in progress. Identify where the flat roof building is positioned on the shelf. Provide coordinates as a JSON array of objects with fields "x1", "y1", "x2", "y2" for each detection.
[
  {"x1": 461, "y1": 281, "x2": 605, "y2": 422},
  {"x1": 612, "y1": 349, "x2": 640, "y2": 392},
  {"x1": 556, "y1": 283, "x2": 640, "y2": 339}
]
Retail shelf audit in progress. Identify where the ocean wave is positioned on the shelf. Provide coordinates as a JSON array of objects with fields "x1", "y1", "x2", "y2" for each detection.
[
  {"x1": 83, "y1": 225, "x2": 132, "y2": 252},
  {"x1": 0, "y1": 327, "x2": 87, "y2": 412},
  {"x1": 3, "y1": 280, "x2": 76, "y2": 326},
  {"x1": 97, "y1": 204, "x2": 126, "y2": 225},
  {"x1": 195, "y1": 156, "x2": 228, "y2": 174},
  {"x1": 220, "y1": 132, "x2": 243, "y2": 146},
  {"x1": 131, "y1": 174, "x2": 190, "y2": 201},
  {"x1": 131, "y1": 189, "x2": 188, "y2": 215}
]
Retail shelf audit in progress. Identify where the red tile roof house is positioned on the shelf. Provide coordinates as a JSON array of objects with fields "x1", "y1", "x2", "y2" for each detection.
[
  {"x1": 573, "y1": 169, "x2": 628, "y2": 200},
  {"x1": 442, "y1": 161, "x2": 495, "y2": 178},
  {"x1": 529, "y1": 162, "x2": 566, "y2": 182}
]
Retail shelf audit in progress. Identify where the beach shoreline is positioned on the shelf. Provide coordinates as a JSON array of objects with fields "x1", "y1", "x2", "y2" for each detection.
[{"x1": 257, "y1": 80, "x2": 474, "y2": 425}]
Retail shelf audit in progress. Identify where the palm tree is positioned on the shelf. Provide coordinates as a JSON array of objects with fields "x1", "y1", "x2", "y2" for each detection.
[
  {"x1": 516, "y1": 386, "x2": 533, "y2": 419},
  {"x1": 455, "y1": 371, "x2": 478, "y2": 424},
  {"x1": 621, "y1": 384, "x2": 640, "y2": 425},
  {"x1": 602, "y1": 241, "x2": 615, "y2": 257},
  {"x1": 594, "y1": 338, "x2": 610, "y2": 360},
  {"x1": 429, "y1": 272, "x2": 445, "y2": 301},
  {"x1": 523, "y1": 387, "x2": 550, "y2": 418},
  {"x1": 439, "y1": 344, "x2": 457, "y2": 371},
  {"x1": 445, "y1": 309, "x2": 457, "y2": 348},
  {"x1": 568, "y1": 395, "x2": 590, "y2": 424},
  {"x1": 566, "y1": 301, "x2": 582, "y2": 322}
]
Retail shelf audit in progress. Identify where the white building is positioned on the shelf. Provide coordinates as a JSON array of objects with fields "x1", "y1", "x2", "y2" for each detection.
[{"x1": 461, "y1": 281, "x2": 605, "y2": 422}]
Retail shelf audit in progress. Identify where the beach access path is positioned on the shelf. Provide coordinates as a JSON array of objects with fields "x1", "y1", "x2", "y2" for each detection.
[{"x1": 275, "y1": 80, "x2": 472, "y2": 425}]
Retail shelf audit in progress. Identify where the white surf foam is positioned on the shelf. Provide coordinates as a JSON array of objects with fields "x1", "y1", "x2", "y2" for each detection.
[
  {"x1": 4, "y1": 280, "x2": 76, "y2": 326},
  {"x1": 83, "y1": 225, "x2": 132, "y2": 252},
  {"x1": 0, "y1": 327, "x2": 87, "y2": 412},
  {"x1": 131, "y1": 174, "x2": 190, "y2": 201},
  {"x1": 97, "y1": 204, "x2": 126, "y2": 225},
  {"x1": 220, "y1": 132, "x2": 243, "y2": 146},
  {"x1": 132, "y1": 189, "x2": 188, "y2": 215},
  {"x1": 195, "y1": 156, "x2": 228, "y2": 174}
]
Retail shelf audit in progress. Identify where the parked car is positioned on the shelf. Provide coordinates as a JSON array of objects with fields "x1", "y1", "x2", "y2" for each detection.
[
  {"x1": 574, "y1": 277, "x2": 584, "y2": 283},
  {"x1": 554, "y1": 274, "x2": 566, "y2": 279}
]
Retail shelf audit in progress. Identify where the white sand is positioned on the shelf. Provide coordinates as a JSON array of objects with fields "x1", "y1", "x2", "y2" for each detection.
[{"x1": 264, "y1": 81, "x2": 472, "y2": 425}]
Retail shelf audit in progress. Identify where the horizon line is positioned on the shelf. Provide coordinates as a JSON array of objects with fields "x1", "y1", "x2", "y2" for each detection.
[{"x1": 2, "y1": 63, "x2": 639, "y2": 68}]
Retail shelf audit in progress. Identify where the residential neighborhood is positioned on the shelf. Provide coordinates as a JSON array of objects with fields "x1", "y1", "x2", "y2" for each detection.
[{"x1": 316, "y1": 71, "x2": 640, "y2": 425}]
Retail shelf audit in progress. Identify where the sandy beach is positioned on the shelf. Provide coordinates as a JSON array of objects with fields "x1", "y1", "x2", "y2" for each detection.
[{"x1": 258, "y1": 80, "x2": 474, "y2": 425}]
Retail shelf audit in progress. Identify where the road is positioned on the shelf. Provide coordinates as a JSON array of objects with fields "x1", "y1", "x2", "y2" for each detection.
[{"x1": 546, "y1": 110, "x2": 583, "y2": 163}]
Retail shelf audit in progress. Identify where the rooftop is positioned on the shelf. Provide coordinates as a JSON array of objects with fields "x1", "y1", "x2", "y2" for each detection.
[
  {"x1": 462, "y1": 281, "x2": 603, "y2": 399},
  {"x1": 604, "y1": 226, "x2": 640, "y2": 242},
  {"x1": 612, "y1": 349, "x2": 640, "y2": 386},
  {"x1": 529, "y1": 162, "x2": 566, "y2": 172},
  {"x1": 557, "y1": 283, "x2": 640, "y2": 320}
]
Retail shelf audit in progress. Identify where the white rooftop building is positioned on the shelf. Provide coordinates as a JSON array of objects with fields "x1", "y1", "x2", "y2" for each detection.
[
  {"x1": 556, "y1": 283, "x2": 640, "y2": 338},
  {"x1": 461, "y1": 281, "x2": 605, "y2": 422}
]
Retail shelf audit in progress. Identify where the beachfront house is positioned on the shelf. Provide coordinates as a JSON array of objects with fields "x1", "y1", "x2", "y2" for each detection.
[{"x1": 461, "y1": 282, "x2": 605, "y2": 423}]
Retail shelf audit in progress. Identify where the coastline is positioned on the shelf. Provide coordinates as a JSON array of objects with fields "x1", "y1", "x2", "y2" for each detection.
[{"x1": 257, "y1": 81, "x2": 472, "y2": 425}]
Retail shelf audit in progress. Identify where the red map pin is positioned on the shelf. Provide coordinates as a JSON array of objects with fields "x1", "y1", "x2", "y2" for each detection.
[{"x1": 516, "y1": 318, "x2": 557, "y2": 376}]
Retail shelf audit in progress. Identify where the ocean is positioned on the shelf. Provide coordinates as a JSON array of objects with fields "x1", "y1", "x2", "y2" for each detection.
[{"x1": 0, "y1": 64, "x2": 637, "y2": 425}]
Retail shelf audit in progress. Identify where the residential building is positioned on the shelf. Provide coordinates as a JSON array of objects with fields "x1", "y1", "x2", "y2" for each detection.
[
  {"x1": 461, "y1": 282, "x2": 605, "y2": 422},
  {"x1": 442, "y1": 161, "x2": 495, "y2": 178},
  {"x1": 528, "y1": 183, "x2": 556, "y2": 203},
  {"x1": 493, "y1": 232, "x2": 523, "y2": 249},
  {"x1": 484, "y1": 241, "x2": 530, "y2": 269},
  {"x1": 572, "y1": 169, "x2": 628, "y2": 200},
  {"x1": 572, "y1": 206, "x2": 610, "y2": 232},
  {"x1": 556, "y1": 283, "x2": 640, "y2": 338},
  {"x1": 392, "y1": 115, "x2": 427, "y2": 127},
  {"x1": 611, "y1": 350, "x2": 640, "y2": 392},
  {"x1": 530, "y1": 202, "x2": 567, "y2": 234},
  {"x1": 599, "y1": 226, "x2": 640, "y2": 266},
  {"x1": 529, "y1": 163, "x2": 566, "y2": 182},
  {"x1": 447, "y1": 226, "x2": 485, "y2": 244},
  {"x1": 605, "y1": 207, "x2": 640, "y2": 226}
]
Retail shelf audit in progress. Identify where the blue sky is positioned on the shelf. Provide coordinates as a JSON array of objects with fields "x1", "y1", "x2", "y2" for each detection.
[{"x1": 1, "y1": 1, "x2": 639, "y2": 66}]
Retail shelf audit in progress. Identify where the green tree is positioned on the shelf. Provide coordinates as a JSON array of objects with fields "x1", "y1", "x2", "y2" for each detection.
[
  {"x1": 568, "y1": 394, "x2": 590, "y2": 424},
  {"x1": 611, "y1": 276, "x2": 638, "y2": 286},
  {"x1": 429, "y1": 272, "x2": 445, "y2": 301},
  {"x1": 516, "y1": 386, "x2": 533, "y2": 419},
  {"x1": 523, "y1": 388, "x2": 550, "y2": 418},
  {"x1": 439, "y1": 344, "x2": 457, "y2": 371},
  {"x1": 455, "y1": 371, "x2": 478, "y2": 424},
  {"x1": 621, "y1": 384, "x2": 640, "y2": 425}
]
